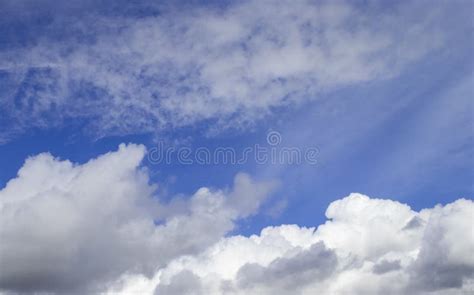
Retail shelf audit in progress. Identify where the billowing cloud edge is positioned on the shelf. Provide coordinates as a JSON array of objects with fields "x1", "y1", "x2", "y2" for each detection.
[
  {"x1": 0, "y1": 143, "x2": 277, "y2": 293},
  {"x1": 108, "y1": 194, "x2": 474, "y2": 295},
  {"x1": 0, "y1": 144, "x2": 472, "y2": 294}
]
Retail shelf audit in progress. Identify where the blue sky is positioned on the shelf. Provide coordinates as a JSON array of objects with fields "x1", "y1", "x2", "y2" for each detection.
[
  {"x1": 0, "y1": 0, "x2": 473, "y2": 294},
  {"x1": 1, "y1": 0, "x2": 472, "y2": 231}
]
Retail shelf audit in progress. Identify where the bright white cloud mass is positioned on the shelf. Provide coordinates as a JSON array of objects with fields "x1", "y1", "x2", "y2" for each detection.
[
  {"x1": 0, "y1": 0, "x2": 472, "y2": 294},
  {"x1": 0, "y1": 0, "x2": 445, "y2": 141},
  {"x1": 0, "y1": 145, "x2": 472, "y2": 294}
]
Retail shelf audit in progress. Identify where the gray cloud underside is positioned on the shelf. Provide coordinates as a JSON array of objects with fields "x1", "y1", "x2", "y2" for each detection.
[
  {"x1": 0, "y1": 144, "x2": 276, "y2": 293},
  {"x1": 0, "y1": 145, "x2": 472, "y2": 294}
]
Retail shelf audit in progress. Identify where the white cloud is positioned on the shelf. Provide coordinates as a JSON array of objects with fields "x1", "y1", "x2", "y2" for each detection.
[
  {"x1": 0, "y1": 0, "x2": 446, "y2": 141},
  {"x1": 108, "y1": 194, "x2": 474, "y2": 295},
  {"x1": 0, "y1": 146, "x2": 472, "y2": 294},
  {"x1": 0, "y1": 144, "x2": 276, "y2": 293}
]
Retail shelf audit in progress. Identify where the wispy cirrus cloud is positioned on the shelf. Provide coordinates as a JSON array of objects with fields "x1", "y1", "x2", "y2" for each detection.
[{"x1": 0, "y1": 0, "x2": 446, "y2": 142}]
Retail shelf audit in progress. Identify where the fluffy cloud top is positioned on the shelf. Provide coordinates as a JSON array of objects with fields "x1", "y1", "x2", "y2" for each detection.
[
  {"x1": 0, "y1": 145, "x2": 472, "y2": 294},
  {"x1": 110, "y1": 195, "x2": 474, "y2": 295},
  {"x1": 0, "y1": 144, "x2": 276, "y2": 293},
  {"x1": 0, "y1": 0, "x2": 446, "y2": 141}
]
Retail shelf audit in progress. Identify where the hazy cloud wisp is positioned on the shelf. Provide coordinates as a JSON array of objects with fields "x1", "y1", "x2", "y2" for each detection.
[{"x1": 0, "y1": 0, "x2": 444, "y2": 141}]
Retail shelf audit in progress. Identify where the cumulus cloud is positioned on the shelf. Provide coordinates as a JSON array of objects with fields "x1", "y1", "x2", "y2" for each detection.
[
  {"x1": 0, "y1": 146, "x2": 472, "y2": 294},
  {"x1": 109, "y1": 194, "x2": 474, "y2": 295},
  {"x1": 408, "y1": 200, "x2": 474, "y2": 292},
  {"x1": 0, "y1": 144, "x2": 277, "y2": 293},
  {"x1": 0, "y1": 0, "x2": 447, "y2": 141}
]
